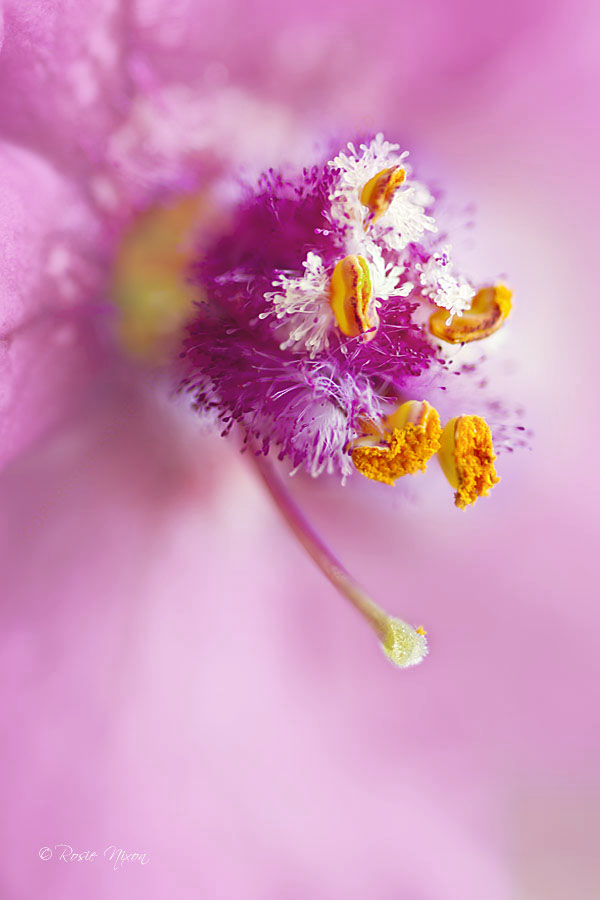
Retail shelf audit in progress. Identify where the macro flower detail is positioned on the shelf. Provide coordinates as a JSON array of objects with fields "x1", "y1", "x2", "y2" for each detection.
[
  {"x1": 429, "y1": 283, "x2": 513, "y2": 343},
  {"x1": 351, "y1": 400, "x2": 442, "y2": 485},
  {"x1": 179, "y1": 132, "x2": 514, "y2": 665},
  {"x1": 1, "y1": 3, "x2": 594, "y2": 892},
  {"x1": 438, "y1": 416, "x2": 500, "y2": 509},
  {"x1": 182, "y1": 133, "x2": 509, "y2": 500}
]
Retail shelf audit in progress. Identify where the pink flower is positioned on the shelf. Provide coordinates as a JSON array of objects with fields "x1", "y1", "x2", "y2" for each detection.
[{"x1": 1, "y1": 1, "x2": 599, "y2": 899}]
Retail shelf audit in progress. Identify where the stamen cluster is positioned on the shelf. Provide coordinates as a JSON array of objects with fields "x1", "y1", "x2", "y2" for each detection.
[{"x1": 181, "y1": 134, "x2": 511, "y2": 505}]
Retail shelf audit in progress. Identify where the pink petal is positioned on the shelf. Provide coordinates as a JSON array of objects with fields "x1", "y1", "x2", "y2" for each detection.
[
  {"x1": 0, "y1": 0, "x2": 128, "y2": 171},
  {"x1": 0, "y1": 382, "x2": 598, "y2": 897},
  {"x1": 0, "y1": 141, "x2": 103, "y2": 469},
  {"x1": 130, "y1": 0, "x2": 565, "y2": 131}
]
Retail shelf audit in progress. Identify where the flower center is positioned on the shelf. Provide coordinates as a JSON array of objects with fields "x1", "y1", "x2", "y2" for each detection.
[
  {"x1": 329, "y1": 254, "x2": 378, "y2": 340},
  {"x1": 429, "y1": 284, "x2": 512, "y2": 344},
  {"x1": 360, "y1": 165, "x2": 406, "y2": 229}
]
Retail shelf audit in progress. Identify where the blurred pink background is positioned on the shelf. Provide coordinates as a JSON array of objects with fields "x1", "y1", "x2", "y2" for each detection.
[{"x1": 1, "y1": 1, "x2": 599, "y2": 898}]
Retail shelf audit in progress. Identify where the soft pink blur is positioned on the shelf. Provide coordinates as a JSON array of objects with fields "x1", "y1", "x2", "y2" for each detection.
[{"x1": 1, "y1": 1, "x2": 599, "y2": 899}]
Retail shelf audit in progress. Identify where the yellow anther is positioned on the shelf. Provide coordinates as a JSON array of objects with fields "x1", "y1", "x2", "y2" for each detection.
[
  {"x1": 352, "y1": 400, "x2": 442, "y2": 485},
  {"x1": 330, "y1": 255, "x2": 379, "y2": 340},
  {"x1": 416, "y1": 626, "x2": 427, "y2": 636},
  {"x1": 438, "y1": 415, "x2": 500, "y2": 509},
  {"x1": 429, "y1": 284, "x2": 512, "y2": 344},
  {"x1": 360, "y1": 165, "x2": 406, "y2": 229}
]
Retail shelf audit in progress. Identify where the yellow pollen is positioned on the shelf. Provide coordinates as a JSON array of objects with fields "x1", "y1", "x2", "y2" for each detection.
[
  {"x1": 416, "y1": 626, "x2": 427, "y2": 636},
  {"x1": 360, "y1": 165, "x2": 406, "y2": 229},
  {"x1": 112, "y1": 191, "x2": 225, "y2": 362},
  {"x1": 438, "y1": 415, "x2": 500, "y2": 509},
  {"x1": 429, "y1": 284, "x2": 512, "y2": 344},
  {"x1": 352, "y1": 400, "x2": 442, "y2": 485},
  {"x1": 330, "y1": 255, "x2": 378, "y2": 340}
]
